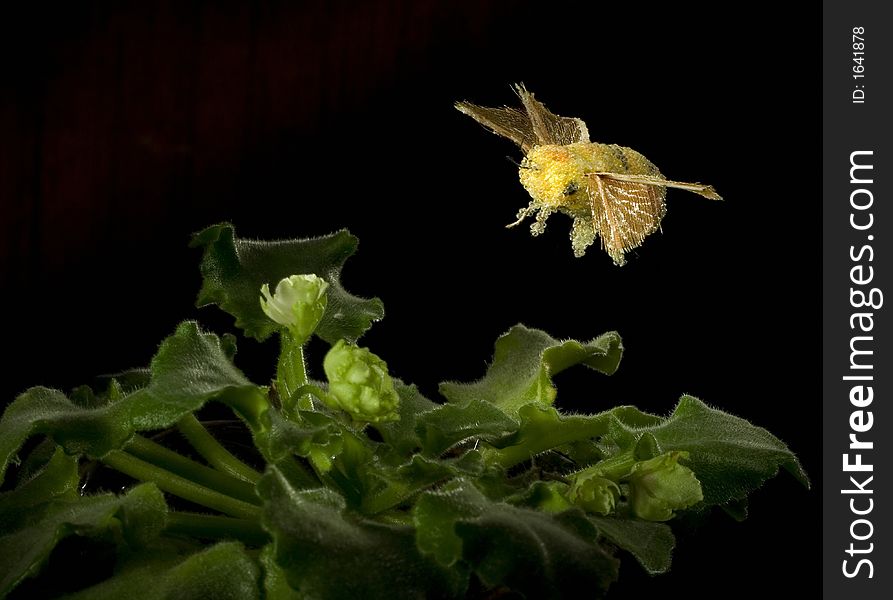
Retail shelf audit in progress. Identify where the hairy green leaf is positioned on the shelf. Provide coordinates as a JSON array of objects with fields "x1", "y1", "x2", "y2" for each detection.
[
  {"x1": 259, "y1": 467, "x2": 466, "y2": 599},
  {"x1": 416, "y1": 398, "x2": 519, "y2": 457},
  {"x1": 588, "y1": 516, "x2": 675, "y2": 574},
  {"x1": 414, "y1": 479, "x2": 618, "y2": 598},
  {"x1": 0, "y1": 322, "x2": 267, "y2": 483},
  {"x1": 482, "y1": 403, "x2": 611, "y2": 469},
  {"x1": 360, "y1": 451, "x2": 489, "y2": 516},
  {"x1": 259, "y1": 409, "x2": 342, "y2": 465},
  {"x1": 192, "y1": 223, "x2": 384, "y2": 343},
  {"x1": 94, "y1": 368, "x2": 152, "y2": 397},
  {"x1": 439, "y1": 325, "x2": 622, "y2": 416},
  {"x1": 0, "y1": 449, "x2": 79, "y2": 530},
  {"x1": 64, "y1": 542, "x2": 261, "y2": 600},
  {"x1": 615, "y1": 396, "x2": 809, "y2": 506},
  {"x1": 13, "y1": 437, "x2": 66, "y2": 487},
  {"x1": 0, "y1": 483, "x2": 167, "y2": 596},
  {"x1": 374, "y1": 382, "x2": 438, "y2": 457},
  {"x1": 505, "y1": 480, "x2": 573, "y2": 513},
  {"x1": 260, "y1": 544, "x2": 301, "y2": 600}
]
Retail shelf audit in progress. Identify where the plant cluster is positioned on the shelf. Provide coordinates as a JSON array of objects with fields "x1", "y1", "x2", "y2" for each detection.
[{"x1": 0, "y1": 224, "x2": 807, "y2": 599}]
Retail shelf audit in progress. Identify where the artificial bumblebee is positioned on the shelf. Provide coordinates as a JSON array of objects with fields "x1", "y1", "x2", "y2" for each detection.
[{"x1": 456, "y1": 84, "x2": 722, "y2": 265}]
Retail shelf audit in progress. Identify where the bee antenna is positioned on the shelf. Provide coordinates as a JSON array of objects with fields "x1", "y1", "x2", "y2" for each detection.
[{"x1": 506, "y1": 156, "x2": 533, "y2": 169}]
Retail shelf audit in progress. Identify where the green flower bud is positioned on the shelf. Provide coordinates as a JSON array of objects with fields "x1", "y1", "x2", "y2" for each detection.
[
  {"x1": 627, "y1": 451, "x2": 703, "y2": 521},
  {"x1": 568, "y1": 473, "x2": 620, "y2": 515},
  {"x1": 260, "y1": 274, "x2": 329, "y2": 342},
  {"x1": 323, "y1": 340, "x2": 400, "y2": 423}
]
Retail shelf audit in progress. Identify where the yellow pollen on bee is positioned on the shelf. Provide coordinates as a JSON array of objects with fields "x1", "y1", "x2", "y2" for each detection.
[{"x1": 519, "y1": 146, "x2": 586, "y2": 208}]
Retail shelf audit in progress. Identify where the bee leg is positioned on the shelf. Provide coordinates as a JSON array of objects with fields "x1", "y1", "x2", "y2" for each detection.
[
  {"x1": 506, "y1": 202, "x2": 538, "y2": 228},
  {"x1": 530, "y1": 206, "x2": 555, "y2": 236},
  {"x1": 506, "y1": 214, "x2": 527, "y2": 228}
]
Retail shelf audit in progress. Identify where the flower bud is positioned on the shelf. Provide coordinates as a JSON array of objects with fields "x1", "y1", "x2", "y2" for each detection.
[
  {"x1": 627, "y1": 451, "x2": 703, "y2": 521},
  {"x1": 567, "y1": 473, "x2": 620, "y2": 515},
  {"x1": 322, "y1": 340, "x2": 400, "y2": 423},
  {"x1": 260, "y1": 274, "x2": 328, "y2": 342}
]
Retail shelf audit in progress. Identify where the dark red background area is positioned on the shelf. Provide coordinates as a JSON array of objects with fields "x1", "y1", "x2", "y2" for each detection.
[{"x1": 1, "y1": 1, "x2": 817, "y2": 597}]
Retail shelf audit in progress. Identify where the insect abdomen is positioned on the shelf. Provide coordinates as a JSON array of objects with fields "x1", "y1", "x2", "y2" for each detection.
[{"x1": 601, "y1": 144, "x2": 663, "y2": 178}]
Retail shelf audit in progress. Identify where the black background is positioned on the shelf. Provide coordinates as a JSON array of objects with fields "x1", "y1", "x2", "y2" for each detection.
[{"x1": 1, "y1": 1, "x2": 817, "y2": 597}]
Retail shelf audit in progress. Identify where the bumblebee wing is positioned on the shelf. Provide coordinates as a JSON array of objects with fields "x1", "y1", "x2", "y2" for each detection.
[
  {"x1": 455, "y1": 101, "x2": 539, "y2": 151},
  {"x1": 592, "y1": 172, "x2": 723, "y2": 201},
  {"x1": 583, "y1": 174, "x2": 667, "y2": 265},
  {"x1": 514, "y1": 83, "x2": 590, "y2": 146}
]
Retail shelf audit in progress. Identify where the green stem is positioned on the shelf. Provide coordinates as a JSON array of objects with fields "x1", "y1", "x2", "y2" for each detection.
[
  {"x1": 126, "y1": 435, "x2": 259, "y2": 504},
  {"x1": 101, "y1": 451, "x2": 260, "y2": 520},
  {"x1": 221, "y1": 386, "x2": 271, "y2": 428},
  {"x1": 276, "y1": 456, "x2": 321, "y2": 489},
  {"x1": 177, "y1": 414, "x2": 262, "y2": 483},
  {"x1": 571, "y1": 449, "x2": 638, "y2": 481},
  {"x1": 277, "y1": 329, "x2": 310, "y2": 417},
  {"x1": 165, "y1": 512, "x2": 269, "y2": 546}
]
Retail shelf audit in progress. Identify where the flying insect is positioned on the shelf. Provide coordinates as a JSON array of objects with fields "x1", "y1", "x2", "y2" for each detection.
[{"x1": 456, "y1": 84, "x2": 722, "y2": 265}]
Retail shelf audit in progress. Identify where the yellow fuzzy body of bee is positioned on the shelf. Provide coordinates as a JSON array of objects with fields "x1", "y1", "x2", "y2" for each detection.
[{"x1": 519, "y1": 143, "x2": 664, "y2": 211}]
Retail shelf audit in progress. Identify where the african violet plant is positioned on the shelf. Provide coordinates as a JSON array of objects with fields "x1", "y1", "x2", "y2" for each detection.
[{"x1": 0, "y1": 224, "x2": 807, "y2": 599}]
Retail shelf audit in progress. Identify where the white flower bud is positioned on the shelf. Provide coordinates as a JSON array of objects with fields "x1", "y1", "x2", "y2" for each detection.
[{"x1": 260, "y1": 274, "x2": 329, "y2": 342}]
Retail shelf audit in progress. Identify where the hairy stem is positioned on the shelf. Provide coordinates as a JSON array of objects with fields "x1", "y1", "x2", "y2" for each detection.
[
  {"x1": 126, "y1": 435, "x2": 259, "y2": 504},
  {"x1": 572, "y1": 449, "x2": 637, "y2": 481},
  {"x1": 165, "y1": 512, "x2": 269, "y2": 546},
  {"x1": 277, "y1": 456, "x2": 322, "y2": 489},
  {"x1": 277, "y1": 329, "x2": 311, "y2": 417},
  {"x1": 177, "y1": 414, "x2": 262, "y2": 483},
  {"x1": 101, "y1": 451, "x2": 260, "y2": 520}
]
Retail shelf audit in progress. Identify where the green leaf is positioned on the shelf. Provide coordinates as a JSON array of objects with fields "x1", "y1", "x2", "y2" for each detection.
[
  {"x1": 504, "y1": 480, "x2": 573, "y2": 514},
  {"x1": 361, "y1": 454, "x2": 455, "y2": 514},
  {"x1": 259, "y1": 409, "x2": 343, "y2": 466},
  {"x1": 439, "y1": 325, "x2": 622, "y2": 416},
  {"x1": 0, "y1": 387, "x2": 106, "y2": 485},
  {"x1": 0, "y1": 448, "x2": 79, "y2": 529},
  {"x1": 588, "y1": 516, "x2": 675, "y2": 574},
  {"x1": 191, "y1": 223, "x2": 384, "y2": 343},
  {"x1": 482, "y1": 403, "x2": 611, "y2": 469},
  {"x1": 258, "y1": 467, "x2": 466, "y2": 599},
  {"x1": 260, "y1": 544, "x2": 301, "y2": 600},
  {"x1": 610, "y1": 405, "x2": 664, "y2": 429},
  {"x1": 0, "y1": 322, "x2": 267, "y2": 484},
  {"x1": 374, "y1": 382, "x2": 438, "y2": 457},
  {"x1": 413, "y1": 481, "x2": 481, "y2": 567},
  {"x1": 0, "y1": 483, "x2": 167, "y2": 596},
  {"x1": 619, "y1": 396, "x2": 809, "y2": 506},
  {"x1": 414, "y1": 479, "x2": 618, "y2": 598},
  {"x1": 128, "y1": 321, "x2": 268, "y2": 428},
  {"x1": 720, "y1": 498, "x2": 749, "y2": 522},
  {"x1": 14, "y1": 438, "x2": 62, "y2": 486},
  {"x1": 416, "y1": 398, "x2": 519, "y2": 457},
  {"x1": 313, "y1": 427, "x2": 378, "y2": 509},
  {"x1": 360, "y1": 451, "x2": 489, "y2": 516},
  {"x1": 64, "y1": 542, "x2": 261, "y2": 600},
  {"x1": 95, "y1": 368, "x2": 152, "y2": 397}
]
